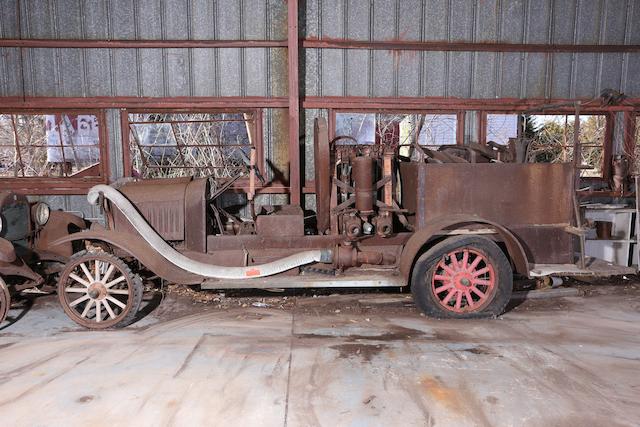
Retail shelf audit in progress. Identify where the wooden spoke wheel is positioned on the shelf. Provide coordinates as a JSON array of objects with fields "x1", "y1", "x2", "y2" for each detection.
[
  {"x1": 58, "y1": 251, "x2": 143, "y2": 329},
  {"x1": 411, "y1": 236, "x2": 513, "y2": 319},
  {"x1": 0, "y1": 276, "x2": 10, "y2": 325}
]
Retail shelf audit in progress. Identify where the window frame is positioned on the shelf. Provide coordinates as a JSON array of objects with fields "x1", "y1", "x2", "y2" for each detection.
[
  {"x1": 329, "y1": 109, "x2": 465, "y2": 147},
  {"x1": 0, "y1": 109, "x2": 110, "y2": 195},
  {"x1": 120, "y1": 108, "x2": 266, "y2": 191},
  {"x1": 478, "y1": 110, "x2": 615, "y2": 181}
]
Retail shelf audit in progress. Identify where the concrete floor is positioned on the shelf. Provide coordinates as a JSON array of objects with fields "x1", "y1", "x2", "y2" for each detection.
[{"x1": 0, "y1": 284, "x2": 639, "y2": 427}]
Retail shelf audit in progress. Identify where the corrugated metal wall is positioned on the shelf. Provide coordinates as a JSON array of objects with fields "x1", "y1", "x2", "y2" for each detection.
[
  {"x1": 2, "y1": 0, "x2": 640, "y2": 215},
  {"x1": 303, "y1": 0, "x2": 640, "y2": 99}
]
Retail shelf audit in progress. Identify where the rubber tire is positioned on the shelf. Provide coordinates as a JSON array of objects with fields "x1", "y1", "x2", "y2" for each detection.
[
  {"x1": 0, "y1": 276, "x2": 10, "y2": 325},
  {"x1": 58, "y1": 250, "x2": 144, "y2": 329},
  {"x1": 411, "y1": 235, "x2": 513, "y2": 319}
]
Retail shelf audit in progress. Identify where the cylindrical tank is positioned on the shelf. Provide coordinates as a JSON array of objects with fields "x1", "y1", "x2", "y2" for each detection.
[{"x1": 352, "y1": 156, "x2": 375, "y2": 215}]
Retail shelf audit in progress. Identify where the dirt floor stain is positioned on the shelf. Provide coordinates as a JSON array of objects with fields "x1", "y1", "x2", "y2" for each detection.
[{"x1": 330, "y1": 343, "x2": 389, "y2": 362}]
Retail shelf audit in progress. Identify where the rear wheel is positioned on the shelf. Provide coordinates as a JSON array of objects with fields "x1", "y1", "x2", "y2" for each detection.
[
  {"x1": 0, "y1": 276, "x2": 10, "y2": 324},
  {"x1": 411, "y1": 236, "x2": 513, "y2": 319},
  {"x1": 57, "y1": 251, "x2": 143, "y2": 329}
]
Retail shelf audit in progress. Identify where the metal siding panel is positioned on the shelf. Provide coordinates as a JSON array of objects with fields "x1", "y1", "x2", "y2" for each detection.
[
  {"x1": 472, "y1": 52, "x2": 497, "y2": 98},
  {"x1": 625, "y1": 54, "x2": 640, "y2": 96},
  {"x1": 0, "y1": 0, "x2": 19, "y2": 38},
  {"x1": 268, "y1": 0, "x2": 287, "y2": 40},
  {"x1": 550, "y1": 53, "x2": 572, "y2": 98},
  {"x1": 244, "y1": 0, "x2": 267, "y2": 39},
  {"x1": 245, "y1": 48, "x2": 267, "y2": 96},
  {"x1": 499, "y1": 52, "x2": 523, "y2": 98},
  {"x1": 551, "y1": 0, "x2": 576, "y2": 43},
  {"x1": 85, "y1": 49, "x2": 112, "y2": 96},
  {"x1": 321, "y1": 0, "x2": 344, "y2": 38},
  {"x1": 372, "y1": 51, "x2": 394, "y2": 97},
  {"x1": 449, "y1": 0, "x2": 473, "y2": 41},
  {"x1": 191, "y1": 0, "x2": 215, "y2": 39},
  {"x1": 59, "y1": 48, "x2": 85, "y2": 96},
  {"x1": 82, "y1": 0, "x2": 110, "y2": 39},
  {"x1": 55, "y1": 0, "x2": 82, "y2": 38},
  {"x1": 0, "y1": 48, "x2": 23, "y2": 96},
  {"x1": 574, "y1": 53, "x2": 598, "y2": 98},
  {"x1": 424, "y1": 0, "x2": 448, "y2": 40},
  {"x1": 500, "y1": 0, "x2": 525, "y2": 43},
  {"x1": 447, "y1": 52, "x2": 471, "y2": 97},
  {"x1": 304, "y1": 48, "x2": 320, "y2": 97},
  {"x1": 576, "y1": 0, "x2": 602, "y2": 44},
  {"x1": 321, "y1": 48, "x2": 344, "y2": 96},
  {"x1": 113, "y1": 48, "x2": 138, "y2": 95},
  {"x1": 29, "y1": 48, "x2": 58, "y2": 96},
  {"x1": 110, "y1": 0, "x2": 136, "y2": 39},
  {"x1": 139, "y1": 48, "x2": 165, "y2": 96},
  {"x1": 219, "y1": 48, "x2": 241, "y2": 96},
  {"x1": 603, "y1": 0, "x2": 628, "y2": 44},
  {"x1": 216, "y1": 0, "x2": 241, "y2": 38},
  {"x1": 631, "y1": 2, "x2": 640, "y2": 44},
  {"x1": 305, "y1": 0, "x2": 319, "y2": 38},
  {"x1": 24, "y1": 0, "x2": 54, "y2": 38},
  {"x1": 398, "y1": 52, "x2": 421, "y2": 97},
  {"x1": 373, "y1": 0, "x2": 395, "y2": 40},
  {"x1": 106, "y1": 108, "x2": 123, "y2": 181},
  {"x1": 524, "y1": 52, "x2": 547, "y2": 98},
  {"x1": 347, "y1": 0, "x2": 369, "y2": 40},
  {"x1": 526, "y1": 0, "x2": 552, "y2": 43},
  {"x1": 136, "y1": 0, "x2": 163, "y2": 39},
  {"x1": 270, "y1": 47, "x2": 288, "y2": 97},
  {"x1": 191, "y1": 48, "x2": 217, "y2": 96},
  {"x1": 475, "y1": 0, "x2": 498, "y2": 42},
  {"x1": 599, "y1": 53, "x2": 623, "y2": 92},
  {"x1": 423, "y1": 51, "x2": 446, "y2": 96},
  {"x1": 166, "y1": 48, "x2": 190, "y2": 96},
  {"x1": 164, "y1": 0, "x2": 190, "y2": 39},
  {"x1": 399, "y1": 0, "x2": 423, "y2": 41}
]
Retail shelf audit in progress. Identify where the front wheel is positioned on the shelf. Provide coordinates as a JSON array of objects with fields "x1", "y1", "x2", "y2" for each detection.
[
  {"x1": 411, "y1": 236, "x2": 513, "y2": 319},
  {"x1": 57, "y1": 251, "x2": 143, "y2": 329},
  {"x1": 0, "y1": 276, "x2": 10, "y2": 324}
]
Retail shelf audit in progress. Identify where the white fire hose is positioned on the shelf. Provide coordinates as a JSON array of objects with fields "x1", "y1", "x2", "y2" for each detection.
[{"x1": 87, "y1": 185, "x2": 332, "y2": 279}]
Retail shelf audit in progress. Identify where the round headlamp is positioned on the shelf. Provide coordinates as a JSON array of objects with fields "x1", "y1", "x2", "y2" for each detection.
[{"x1": 33, "y1": 202, "x2": 50, "y2": 226}]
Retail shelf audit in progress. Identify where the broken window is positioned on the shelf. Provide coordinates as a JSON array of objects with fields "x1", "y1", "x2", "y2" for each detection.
[
  {"x1": 0, "y1": 112, "x2": 105, "y2": 192},
  {"x1": 127, "y1": 112, "x2": 258, "y2": 179},
  {"x1": 527, "y1": 114, "x2": 607, "y2": 177},
  {"x1": 335, "y1": 112, "x2": 458, "y2": 148}
]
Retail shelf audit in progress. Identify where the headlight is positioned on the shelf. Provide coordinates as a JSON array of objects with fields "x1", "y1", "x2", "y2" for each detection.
[
  {"x1": 0, "y1": 216, "x2": 3, "y2": 234},
  {"x1": 33, "y1": 202, "x2": 50, "y2": 226}
]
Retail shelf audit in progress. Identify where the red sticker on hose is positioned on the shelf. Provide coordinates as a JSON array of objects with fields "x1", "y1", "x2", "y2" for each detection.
[{"x1": 245, "y1": 269, "x2": 261, "y2": 277}]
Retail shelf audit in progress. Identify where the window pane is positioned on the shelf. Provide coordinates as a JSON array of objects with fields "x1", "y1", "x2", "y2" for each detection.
[
  {"x1": 528, "y1": 114, "x2": 605, "y2": 177},
  {"x1": 335, "y1": 112, "x2": 457, "y2": 149},
  {"x1": 128, "y1": 113, "x2": 254, "y2": 179},
  {"x1": 335, "y1": 113, "x2": 376, "y2": 144},
  {"x1": 486, "y1": 114, "x2": 518, "y2": 145},
  {"x1": 0, "y1": 113, "x2": 102, "y2": 178}
]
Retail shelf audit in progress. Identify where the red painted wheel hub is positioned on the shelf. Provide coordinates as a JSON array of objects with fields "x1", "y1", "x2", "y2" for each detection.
[{"x1": 431, "y1": 248, "x2": 496, "y2": 313}]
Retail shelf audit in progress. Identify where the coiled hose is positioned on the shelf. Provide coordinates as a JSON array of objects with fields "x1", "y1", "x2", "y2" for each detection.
[{"x1": 87, "y1": 184, "x2": 332, "y2": 279}]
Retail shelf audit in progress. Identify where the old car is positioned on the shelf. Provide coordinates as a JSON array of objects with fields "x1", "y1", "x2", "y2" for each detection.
[
  {"x1": 0, "y1": 191, "x2": 87, "y2": 323},
  {"x1": 52, "y1": 117, "x2": 636, "y2": 329}
]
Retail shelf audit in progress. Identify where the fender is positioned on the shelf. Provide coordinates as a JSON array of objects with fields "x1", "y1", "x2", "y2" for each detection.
[
  {"x1": 50, "y1": 229, "x2": 201, "y2": 285},
  {"x1": 399, "y1": 214, "x2": 529, "y2": 280},
  {"x1": 35, "y1": 211, "x2": 89, "y2": 258}
]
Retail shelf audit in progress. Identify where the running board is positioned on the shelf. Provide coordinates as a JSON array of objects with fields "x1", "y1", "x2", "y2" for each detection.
[
  {"x1": 201, "y1": 272, "x2": 405, "y2": 290},
  {"x1": 529, "y1": 257, "x2": 636, "y2": 277}
]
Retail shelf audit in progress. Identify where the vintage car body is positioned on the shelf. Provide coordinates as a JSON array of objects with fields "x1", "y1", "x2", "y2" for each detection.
[
  {"x1": 0, "y1": 191, "x2": 88, "y2": 323},
  {"x1": 54, "y1": 117, "x2": 635, "y2": 329}
]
